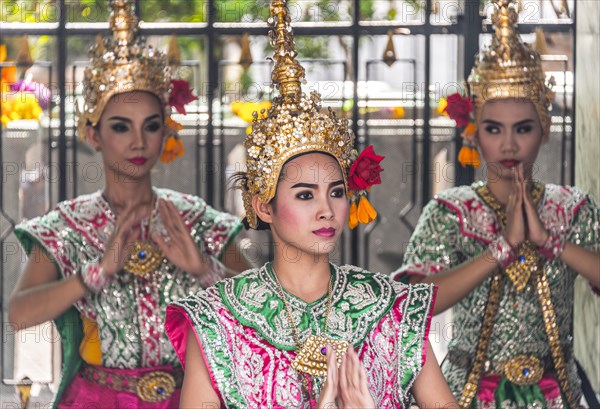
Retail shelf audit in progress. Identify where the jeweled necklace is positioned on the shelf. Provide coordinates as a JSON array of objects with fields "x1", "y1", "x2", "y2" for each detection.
[
  {"x1": 270, "y1": 264, "x2": 348, "y2": 379},
  {"x1": 105, "y1": 192, "x2": 163, "y2": 278}
]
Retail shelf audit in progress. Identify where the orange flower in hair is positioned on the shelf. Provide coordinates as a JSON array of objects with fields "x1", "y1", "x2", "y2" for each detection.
[
  {"x1": 443, "y1": 93, "x2": 480, "y2": 168},
  {"x1": 458, "y1": 145, "x2": 481, "y2": 168},
  {"x1": 347, "y1": 145, "x2": 384, "y2": 229},
  {"x1": 161, "y1": 135, "x2": 185, "y2": 163},
  {"x1": 163, "y1": 80, "x2": 195, "y2": 162},
  {"x1": 462, "y1": 122, "x2": 476, "y2": 142},
  {"x1": 348, "y1": 201, "x2": 359, "y2": 229},
  {"x1": 166, "y1": 116, "x2": 183, "y2": 134},
  {"x1": 357, "y1": 196, "x2": 377, "y2": 225}
]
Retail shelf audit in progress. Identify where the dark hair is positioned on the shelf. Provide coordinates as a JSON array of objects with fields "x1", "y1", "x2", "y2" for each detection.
[{"x1": 230, "y1": 171, "x2": 273, "y2": 231}]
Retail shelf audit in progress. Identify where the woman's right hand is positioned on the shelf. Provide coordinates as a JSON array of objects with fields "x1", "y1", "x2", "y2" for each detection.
[
  {"x1": 101, "y1": 204, "x2": 148, "y2": 276},
  {"x1": 503, "y1": 166, "x2": 526, "y2": 248},
  {"x1": 317, "y1": 346, "x2": 339, "y2": 409}
]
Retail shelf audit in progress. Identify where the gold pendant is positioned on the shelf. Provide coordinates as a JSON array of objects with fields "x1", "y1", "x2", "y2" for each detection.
[
  {"x1": 124, "y1": 241, "x2": 163, "y2": 277},
  {"x1": 504, "y1": 241, "x2": 540, "y2": 292},
  {"x1": 291, "y1": 335, "x2": 349, "y2": 378}
]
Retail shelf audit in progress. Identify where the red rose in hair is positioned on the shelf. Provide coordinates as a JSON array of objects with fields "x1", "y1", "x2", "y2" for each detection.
[
  {"x1": 348, "y1": 145, "x2": 385, "y2": 191},
  {"x1": 443, "y1": 93, "x2": 473, "y2": 127},
  {"x1": 169, "y1": 80, "x2": 197, "y2": 114}
]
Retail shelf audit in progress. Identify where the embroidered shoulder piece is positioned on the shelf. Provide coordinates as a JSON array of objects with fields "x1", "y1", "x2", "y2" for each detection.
[
  {"x1": 217, "y1": 263, "x2": 396, "y2": 350},
  {"x1": 166, "y1": 288, "x2": 248, "y2": 407},
  {"x1": 14, "y1": 191, "x2": 103, "y2": 278},
  {"x1": 390, "y1": 281, "x2": 436, "y2": 403},
  {"x1": 434, "y1": 182, "x2": 589, "y2": 245},
  {"x1": 433, "y1": 183, "x2": 499, "y2": 243},
  {"x1": 539, "y1": 184, "x2": 588, "y2": 232}
]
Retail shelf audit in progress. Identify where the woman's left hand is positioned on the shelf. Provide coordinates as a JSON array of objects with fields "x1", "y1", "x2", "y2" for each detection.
[
  {"x1": 337, "y1": 348, "x2": 375, "y2": 409},
  {"x1": 519, "y1": 165, "x2": 549, "y2": 247},
  {"x1": 153, "y1": 200, "x2": 213, "y2": 276}
]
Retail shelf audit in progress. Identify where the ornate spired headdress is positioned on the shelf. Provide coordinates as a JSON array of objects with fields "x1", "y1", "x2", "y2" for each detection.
[
  {"x1": 241, "y1": 0, "x2": 356, "y2": 229},
  {"x1": 77, "y1": 0, "x2": 171, "y2": 139},
  {"x1": 467, "y1": 0, "x2": 554, "y2": 129}
]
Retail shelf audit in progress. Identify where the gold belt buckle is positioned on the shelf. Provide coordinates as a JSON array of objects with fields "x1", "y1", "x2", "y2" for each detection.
[
  {"x1": 503, "y1": 355, "x2": 544, "y2": 386},
  {"x1": 136, "y1": 371, "x2": 176, "y2": 402}
]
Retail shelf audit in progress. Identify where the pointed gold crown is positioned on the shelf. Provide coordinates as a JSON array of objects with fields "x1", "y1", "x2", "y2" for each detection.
[
  {"x1": 467, "y1": 0, "x2": 554, "y2": 129},
  {"x1": 241, "y1": 0, "x2": 355, "y2": 229},
  {"x1": 77, "y1": 0, "x2": 171, "y2": 139}
]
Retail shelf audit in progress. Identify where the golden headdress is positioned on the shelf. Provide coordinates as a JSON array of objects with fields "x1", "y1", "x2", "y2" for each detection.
[
  {"x1": 241, "y1": 0, "x2": 355, "y2": 229},
  {"x1": 77, "y1": 0, "x2": 171, "y2": 139},
  {"x1": 467, "y1": 0, "x2": 554, "y2": 129}
]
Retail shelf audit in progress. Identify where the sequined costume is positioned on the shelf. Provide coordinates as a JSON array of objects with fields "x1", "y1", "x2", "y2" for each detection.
[
  {"x1": 393, "y1": 182, "x2": 600, "y2": 408},
  {"x1": 14, "y1": 188, "x2": 242, "y2": 407},
  {"x1": 166, "y1": 262, "x2": 436, "y2": 408}
]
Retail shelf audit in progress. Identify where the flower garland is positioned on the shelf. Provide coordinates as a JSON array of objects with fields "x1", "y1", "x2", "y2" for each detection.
[
  {"x1": 440, "y1": 93, "x2": 480, "y2": 168},
  {"x1": 160, "y1": 79, "x2": 197, "y2": 163},
  {"x1": 1, "y1": 92, "x2": 43, "y2": 126},
  {"x1": 231, "y1": 100, "x2": 272, "y2": 134},
  {"x1": 347, "y1": 145, "x2": 385, "y2": 229},
  {"x1": 0, "y1": 44, "x2": 16, "y2": 94},
  {"x1": 10, "y1": 80, "x2": 51, "y2": 109},
  {"x1": 1, "y1": 44, "x2": 49, "y2": 127}
]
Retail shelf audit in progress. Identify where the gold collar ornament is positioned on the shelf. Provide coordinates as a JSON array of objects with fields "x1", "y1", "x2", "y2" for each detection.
[
  {"x1": 292, "y1": 335, "x2": 349, "y2": 378},
  {"x1": 77, "y1": 0, "x2": 172, "y2": 139},
  {"x1": 504, "y1": 241, "x2": 539, "y2": 292},
  {"x1": 271, "y1": 264, "x2": 348, "y2": 379},
  {"x1": 240, "y1": 0, "x2": 356, "y2": 229},
  {"x1": 467, "y1": 0, "x2": 555, "y2": 130},
  {"x1": 117, "y1": 194, "x2": 163, "y2": 278}
]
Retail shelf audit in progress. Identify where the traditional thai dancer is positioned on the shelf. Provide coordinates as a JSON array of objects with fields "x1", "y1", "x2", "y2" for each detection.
[
  {"x1": 394, "y1": 1, "x2": 600, "y2": 407},
  {"x1": 165, "y1": 1, "x2": 456, "y2": 407},
  {"x1": 8, "y1": 1, "x2": 249, "y2": 407}
]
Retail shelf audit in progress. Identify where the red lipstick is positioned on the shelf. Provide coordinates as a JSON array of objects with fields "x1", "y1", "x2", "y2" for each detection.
[
  {"x1": 500, "y1": 159, "x2": 520, "y2": 168},
  {"x1": 313, "y1": 227, "x2": 336, "y2": 238},
  {"x1": 128, "y1": 157, "x2": 148, "y2": 166}
]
